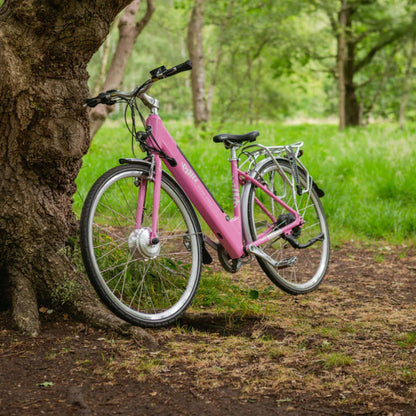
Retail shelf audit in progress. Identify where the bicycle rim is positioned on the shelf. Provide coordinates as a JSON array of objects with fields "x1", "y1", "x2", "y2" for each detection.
[
  {"x1": 244, "y1": 159, "x2": 329, "y2": 294},
  {"x1": 80, "y1": 164, "x2": 202, "y2": 327}
]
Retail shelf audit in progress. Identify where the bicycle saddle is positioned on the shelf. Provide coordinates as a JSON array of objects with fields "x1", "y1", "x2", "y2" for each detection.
[{"x1": 213, "y1": 130, "x2": 259, "y2": 148}]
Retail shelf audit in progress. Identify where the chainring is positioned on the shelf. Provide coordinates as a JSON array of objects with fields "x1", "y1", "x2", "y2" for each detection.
[{"x1": 217, "y1": 244, "x2": 242, "y2": 273}]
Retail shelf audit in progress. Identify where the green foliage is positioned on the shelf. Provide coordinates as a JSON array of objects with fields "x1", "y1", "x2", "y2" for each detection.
[
  {"x1": 309, "y1": 0, "x2": 416, "y2": 123},
  {"x1": 86, "y1": 0, "x2": 336, "y2": 123},
  {"x1": 86, "y1": 0, "x2": 416, "y2": 124}
]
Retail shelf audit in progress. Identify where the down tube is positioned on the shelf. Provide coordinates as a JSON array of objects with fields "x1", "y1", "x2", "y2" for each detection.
[{"x1": 146, "y1": 114, "x2": 244, "y2": 259}]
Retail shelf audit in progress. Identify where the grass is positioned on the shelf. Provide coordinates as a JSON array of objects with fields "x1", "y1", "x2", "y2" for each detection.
[
  {"x1": 321, "y1": 352, "x2": 355, "y2": 368},
  {"x1": 75, "y1": 119, "x2": 416, "y2": 245}
]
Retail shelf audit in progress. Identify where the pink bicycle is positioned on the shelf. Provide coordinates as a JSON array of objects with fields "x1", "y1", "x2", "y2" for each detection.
[{"x1": 81, "y1": 61, "x2": 330, "y2": 327}]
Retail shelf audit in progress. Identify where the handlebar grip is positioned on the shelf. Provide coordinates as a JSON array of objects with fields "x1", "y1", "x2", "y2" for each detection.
[
  {"x1": 173, "y1": 60, "x2": 193, "y2": 73},
  {"x1": 165, "y1": 60, "x2": 192, "y2": 78},
  {"x1": 84, "y1": 97, "x2": 100, "y2": 108}
]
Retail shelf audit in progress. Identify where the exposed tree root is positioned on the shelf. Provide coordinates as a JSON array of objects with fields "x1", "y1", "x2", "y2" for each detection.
[
  {"x1": 7, "y1": 252, "x2": 158, "y2": 349},
  {"x1": 73, "y1": 293, "x2": 158, "y2": 350},
  {"x1": 10, "y1": 270, "x2": 40, "y2": 337}
]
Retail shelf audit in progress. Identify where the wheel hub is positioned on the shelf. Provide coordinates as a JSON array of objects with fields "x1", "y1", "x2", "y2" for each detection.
[{"x1": 128, "y1": 228, "x2": 160, "y2": 259}]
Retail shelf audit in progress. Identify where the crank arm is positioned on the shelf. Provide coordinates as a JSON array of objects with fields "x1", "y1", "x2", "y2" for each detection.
[{"x1": 247, "y1": 245, "x2": 297, "y2": 269}]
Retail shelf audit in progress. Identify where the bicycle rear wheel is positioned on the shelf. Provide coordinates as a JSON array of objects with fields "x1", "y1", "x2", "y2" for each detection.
[
  {"x1": 80, "y1": 162, "x2": 202, "y2": 327},
  {"x1": 242, "y1": 158, "x2": 329, "y2": 294}
]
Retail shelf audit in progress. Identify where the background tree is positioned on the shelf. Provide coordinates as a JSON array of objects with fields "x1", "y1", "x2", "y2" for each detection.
[
  {"x1": 187, "y1": 0, "x2": 208, "y2": 126},
  {"x1": 399, "y1": 14, "x2": 416, "y2": 127},
  {"x1": 89, "y1": 0, "x2": 155, "y2": 138},
  {"x1": 314, "y1": 0, "x2": 416, "y2": 127},
  {"x1": 0, "y1": 0, "x2": 154, "y2": 346}
]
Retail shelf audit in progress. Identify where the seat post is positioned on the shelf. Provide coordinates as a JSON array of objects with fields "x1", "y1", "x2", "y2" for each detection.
[
  {"x1": 229, "y1": 146, "x2": 238, "y2": 162},
  {"x1": 228, "y1": 145, "x2": 240, "y2": 217}
]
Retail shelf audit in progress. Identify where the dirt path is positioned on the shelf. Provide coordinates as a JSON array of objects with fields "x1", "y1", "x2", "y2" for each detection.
[{"x1": 1, "y1": 244, "x2": 415, "y2": 415}]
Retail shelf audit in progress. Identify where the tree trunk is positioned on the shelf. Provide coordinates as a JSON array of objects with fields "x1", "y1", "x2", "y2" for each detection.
[
  {"x1": 0, "y1": 0, "x2": 156, "y2": 347},
  {"x1": 89, "y1": 0, "x2": 155, "y2": 138},
  {"x1": 187, "y1": 0, "x2": 208, "y2": 126},
  {"x1": 399, "y1": 34, "x2": 416, "y2": 128},
  {"x1": 339, "y1": 1, "x2": 361, "y2": 127},
  {"x1": 345, "y1": 74, "x2": 361, "y2": 126},
  {"x1": 206, "y1": 0, "x2": 234, "y2": 119},
  {"x1": 337, "y1": 0, "x2": 347, "y2": 130}
]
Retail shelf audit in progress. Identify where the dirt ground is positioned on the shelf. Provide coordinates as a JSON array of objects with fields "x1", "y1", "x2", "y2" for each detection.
[{"x1": 1, "y1": 243, "x2": 415, "y2": 416}]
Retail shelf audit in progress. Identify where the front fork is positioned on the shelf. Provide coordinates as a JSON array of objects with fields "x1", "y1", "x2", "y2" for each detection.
[{"x1": 135, "y1": 155, "x2": 162, "y2": 245}]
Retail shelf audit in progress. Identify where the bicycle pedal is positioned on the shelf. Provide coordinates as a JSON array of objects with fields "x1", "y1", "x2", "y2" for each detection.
[{"x1": 275, "y1": 256, "x2": 297, "y2": 269}]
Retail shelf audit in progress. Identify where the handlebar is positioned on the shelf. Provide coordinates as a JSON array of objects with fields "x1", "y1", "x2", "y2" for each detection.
[
  {"x1": 151, "y1": 60, "x2": 192, "y2": 80},
  {"x1": 84, "y1": 60, "x2": 192, "y2": 108}
]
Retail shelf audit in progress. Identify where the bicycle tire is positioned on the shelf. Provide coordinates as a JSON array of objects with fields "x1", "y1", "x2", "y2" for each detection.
[
  {"x1": 242, "y1": 158, "x2": 329, "y2": 294},
  {"x1": 80, "y1": 162, "x2": 202, "y2": 327}
]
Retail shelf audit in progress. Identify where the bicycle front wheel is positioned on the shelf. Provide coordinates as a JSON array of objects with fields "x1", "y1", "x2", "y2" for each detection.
[
  {"x1": 80, "y1": 163, "x2": 202, "y2": 327},
  {"x1": 242, "y1": 158, "x2": 329, "y2": 294}
]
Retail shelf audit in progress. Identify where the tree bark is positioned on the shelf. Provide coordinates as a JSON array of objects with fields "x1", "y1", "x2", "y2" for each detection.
[
  {"x1": 206, "y1": 0, "x2": 234, "y2": 119},
  {"x1": 337, "y1": 1, "x2": 361, "y2": 127},
  {"x1": 89, "y1": 0, "x2": 155, "y2": 138},
  {"x1": 187, "y1": 0, "x2": 208, "y2": 126},
  {"x1": 337, "y1": 0, "x2": 347, "y2": 130},
  {"x1": 399, "y1": 33, "x2": 416, "y2": 128},
  {"x1": 0, "y1": 0, "x2": 156, "y2": 346}
]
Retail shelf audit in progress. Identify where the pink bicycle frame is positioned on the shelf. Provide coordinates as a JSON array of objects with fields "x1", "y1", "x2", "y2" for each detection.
[{"x1": 143, "y1": 114, "x2": 301, "y2": 259}]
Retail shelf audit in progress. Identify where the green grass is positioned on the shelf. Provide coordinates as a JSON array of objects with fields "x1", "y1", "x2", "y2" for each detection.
[
  {"x1": 75, "y1": 119, "x2": 416, "y2": 245},
  {"x1": 192, "y1": 272, "x2": 263, "y2": 315},
  {"x1": 320, "y1": 352, "x2": 355, "y2": 368}
]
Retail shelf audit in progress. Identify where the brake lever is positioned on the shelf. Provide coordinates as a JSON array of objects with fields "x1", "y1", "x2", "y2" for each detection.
[
  {"x1": 84, "y1": 89, "x2": 118, "y2": 107},
  {"x1": 150, "y1": 65, "x2": 167, "y2": 80}
]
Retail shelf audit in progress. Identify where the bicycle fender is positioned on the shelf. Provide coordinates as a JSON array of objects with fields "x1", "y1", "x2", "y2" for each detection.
[{"x1": 119, "y1": 158, "x2": 151, "y2": 166}]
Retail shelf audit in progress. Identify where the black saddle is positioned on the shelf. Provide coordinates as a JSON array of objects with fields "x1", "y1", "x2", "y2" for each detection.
[{"x1": 213, "y1": 130, "x2": 259, "y2": 148}]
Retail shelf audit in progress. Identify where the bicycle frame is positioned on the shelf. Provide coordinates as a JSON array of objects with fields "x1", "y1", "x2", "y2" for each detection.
[{"x1": 142, "y1": 114, "x2": 302, "y2": 259}]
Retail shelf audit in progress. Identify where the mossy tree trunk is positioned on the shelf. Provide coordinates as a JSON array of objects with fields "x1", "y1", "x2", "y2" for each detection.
[{"x1": 0, "y1": 0, "x2": 155, "y2": 347}]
